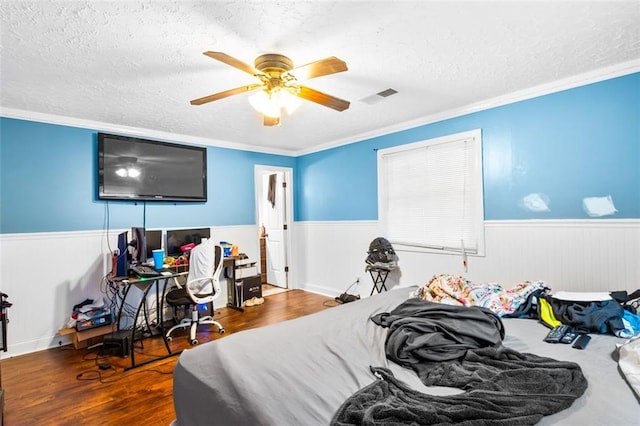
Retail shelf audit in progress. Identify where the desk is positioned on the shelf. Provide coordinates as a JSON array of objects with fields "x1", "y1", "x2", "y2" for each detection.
[{"x1": 110, "y1": 269, "x2": 187, "y2": 370}]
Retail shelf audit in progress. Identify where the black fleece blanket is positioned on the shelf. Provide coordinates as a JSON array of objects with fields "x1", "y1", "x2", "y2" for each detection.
[{"x1": 331, "y1": 299, "x2": 588, "y2": 425}]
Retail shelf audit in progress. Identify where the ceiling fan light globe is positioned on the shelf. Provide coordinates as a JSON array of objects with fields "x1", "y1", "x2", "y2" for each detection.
[
  {"x1": 268, "y1": 87, "x2": 301, "y2": 115},
  {"x1": 248, "y1": 90, "x2": 268, "y2": 111},
  {"x1": 264, "y1": 108, "x2": 281, "y2": 119},
  {"x1": 281, "y1": 89, "x2": 302, "y2": 115},
  {"x1": 249, "y1": 91, "x2": 281, "y2": 118}
]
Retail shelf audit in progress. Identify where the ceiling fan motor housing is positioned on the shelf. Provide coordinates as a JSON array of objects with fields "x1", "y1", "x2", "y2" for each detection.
[{"x1": 254, "y1": 54, "x2": 294, "y2": 74}]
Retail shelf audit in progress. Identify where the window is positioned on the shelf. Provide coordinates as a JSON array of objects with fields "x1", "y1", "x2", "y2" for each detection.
[{"x1": 378, "y1": 129, "x2": 484, "y2": 256}]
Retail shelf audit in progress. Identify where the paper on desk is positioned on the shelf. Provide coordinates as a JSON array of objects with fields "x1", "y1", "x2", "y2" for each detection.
[{"x1": 552, "y1": 291, "x2": 612, "y2": 301}]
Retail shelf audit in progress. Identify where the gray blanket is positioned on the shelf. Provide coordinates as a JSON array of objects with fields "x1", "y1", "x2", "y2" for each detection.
[
  {"x1": 332, "y1": 299, "x2": 588, "y2": 425},
  {"x1": 371, "y1": 298, "x2": 505, "y2": 363}
]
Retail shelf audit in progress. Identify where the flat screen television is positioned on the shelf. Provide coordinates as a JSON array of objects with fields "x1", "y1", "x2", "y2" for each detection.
[{"x1": 98, "y1": 133, "x2": 207, "y2": 202}]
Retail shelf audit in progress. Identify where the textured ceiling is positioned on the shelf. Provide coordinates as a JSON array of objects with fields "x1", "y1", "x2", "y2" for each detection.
[{"x1": 1, "y1": 1, "x2": 639, "y2": 155}]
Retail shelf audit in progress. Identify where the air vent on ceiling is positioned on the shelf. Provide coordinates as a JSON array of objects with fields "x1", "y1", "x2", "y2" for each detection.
[{"x1": 360, "y1": 88, "x2": 398, "y2": 105}]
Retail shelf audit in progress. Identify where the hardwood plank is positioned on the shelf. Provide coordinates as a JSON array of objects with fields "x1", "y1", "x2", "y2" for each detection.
[{"x1": 2, "y1": 290, "x2": 334, "y2": 425}]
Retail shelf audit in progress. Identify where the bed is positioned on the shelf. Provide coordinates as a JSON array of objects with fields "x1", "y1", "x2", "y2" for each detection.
[{"x1": 172, "y1": 286, "x2": 640, "y2": 425}]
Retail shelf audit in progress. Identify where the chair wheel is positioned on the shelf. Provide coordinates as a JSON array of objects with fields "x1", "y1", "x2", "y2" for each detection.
[
  {"x1": 219, "y1": 328, "x2": 226, "y2": 334},
  {"x1": 190, "y1": 339, "x2": 198, "y2": 345},
  {"x1": 166, "y1": 336, "x2": 173, "y2": 342}
]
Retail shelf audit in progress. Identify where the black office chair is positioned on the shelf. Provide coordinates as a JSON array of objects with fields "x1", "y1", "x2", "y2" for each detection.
[{"x1": 165, "y1": 240, "x2": 225, "y2": 345}]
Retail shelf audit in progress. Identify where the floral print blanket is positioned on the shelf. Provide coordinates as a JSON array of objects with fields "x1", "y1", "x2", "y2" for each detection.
[{"x1": 412, "y1": 274, "x2": 548, "y2": 317}]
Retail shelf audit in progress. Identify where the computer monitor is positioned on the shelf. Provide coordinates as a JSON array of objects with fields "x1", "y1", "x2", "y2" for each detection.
[
  {"x1": 145, "y1": 230, "x2": 163, "y2": 262},
  {"x1": 130, "y1": 227, "x2": 147, "y2": 265},
  {"x1": 165, "y1": 228, "x2": 211, "y2": 257}
]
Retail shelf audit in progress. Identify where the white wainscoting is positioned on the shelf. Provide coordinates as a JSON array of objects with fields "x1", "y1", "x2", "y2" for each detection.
[
  {"x1": 2, "y1": 220, "x2": 638, "y2": 357},
  {"x1": 294, "y1": 220, "x2": 640, "y2": 298},
  {"x1": 0, "y1": 225, "x2": 260, "y2": 358}
]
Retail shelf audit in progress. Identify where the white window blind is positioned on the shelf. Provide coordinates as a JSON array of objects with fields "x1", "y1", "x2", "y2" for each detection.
[{"x1": 378, "y1": 129, "x2": 484, "y2": 255}]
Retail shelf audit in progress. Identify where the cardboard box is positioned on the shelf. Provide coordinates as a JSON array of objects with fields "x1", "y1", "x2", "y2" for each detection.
[{"x1": 59, "y1": 324, "x2": 116, "y2": 350}]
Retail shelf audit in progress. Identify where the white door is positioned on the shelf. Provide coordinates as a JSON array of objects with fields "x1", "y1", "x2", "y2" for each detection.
[{"x1": 258, "y1": 169, "x2": 290, "y2": 288}]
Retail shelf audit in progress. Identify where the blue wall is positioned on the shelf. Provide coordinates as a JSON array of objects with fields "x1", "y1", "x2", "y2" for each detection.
[
  {"x1": 1, "y1": 73, "x2": 638, "y2": 233},
  {"x1": 0, "y1": 118, "x2": 295, "y2": 233},
  {"x1": 295, "y1": 72, "x2": 640, "y2": 221}
]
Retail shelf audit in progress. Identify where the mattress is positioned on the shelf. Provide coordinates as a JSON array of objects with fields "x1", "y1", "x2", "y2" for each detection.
[{"x1": 172, "y1": 286, "x2": 639, "y2": 425}]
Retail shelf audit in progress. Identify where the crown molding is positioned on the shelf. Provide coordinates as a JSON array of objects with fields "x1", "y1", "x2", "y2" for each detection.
[
  {"x1": 0, "y1": 108, "x2": 293, "y2": 156},
  {"x1": 2, "y1": 59, "x2": 638, "y2": 158},
  {"x1": 294, "y1": 59, "x2": 640, "y2": 156}
]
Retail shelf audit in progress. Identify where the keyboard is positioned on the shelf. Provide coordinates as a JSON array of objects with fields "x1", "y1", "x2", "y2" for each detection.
[{"x1": 130, "y1": 265, "x2": 161, "y2": 278}]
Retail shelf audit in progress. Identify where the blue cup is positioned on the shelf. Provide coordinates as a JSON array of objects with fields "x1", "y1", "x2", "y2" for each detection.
[{"x1": 152, "y1": 249, "x2": 164, "y2": 269}]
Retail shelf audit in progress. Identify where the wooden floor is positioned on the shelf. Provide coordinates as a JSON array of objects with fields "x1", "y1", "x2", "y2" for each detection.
[{"x1": 2, "y1": 290, "x2": 335, "y2": 426}]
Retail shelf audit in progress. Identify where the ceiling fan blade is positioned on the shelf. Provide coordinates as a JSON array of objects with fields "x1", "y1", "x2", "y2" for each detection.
[
  {"x1": 203, "y1": 51, "x2": 260, "y2": 75},
  {"x1": 287, "y1": 57, "x2": 348, "y2": 81},
  {"x1": 297, "y1": 86, "x2": 350, "y2": 112},
  {"x1": 263, "y1": 116, "x2": 280, "y2": 126},
  {"x1": 190, "y1": 84, "x2": 262, "y2": 105}
]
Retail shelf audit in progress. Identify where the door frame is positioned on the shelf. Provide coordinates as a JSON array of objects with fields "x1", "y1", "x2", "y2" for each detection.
[{"x1": 254, "y1": 165, "x2": 294, "y2": 289}]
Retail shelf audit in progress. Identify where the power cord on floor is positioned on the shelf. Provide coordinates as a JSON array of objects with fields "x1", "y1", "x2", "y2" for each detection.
[
  {"x1": 75, "y1": 343, "x2": 118, "y2": 382},
  {"x1": 76, "y1": 367, "x2": 118, "y2": 383},
  {"x1": 334, "y1": 279, "x2": 361, "y2": 304},
  {"x1": 324, "y1": 279, "x2": 361, "y2": 307},
  {"x1": 74, "y1": 329, "x2": 178, "y2": 384},
  {"x1": 76, "y1": 361, "x2": 174, "y2": 384}
]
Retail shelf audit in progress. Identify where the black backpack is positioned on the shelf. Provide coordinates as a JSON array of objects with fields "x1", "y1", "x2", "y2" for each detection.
[{"x1": 366, "y1": 237, "x2": 398, "y2": 265}]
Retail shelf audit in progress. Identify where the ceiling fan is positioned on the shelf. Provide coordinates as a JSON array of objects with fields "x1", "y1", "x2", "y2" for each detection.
[{"x1": 190, "y1": 51, "x2": 350, "y2": 126}]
